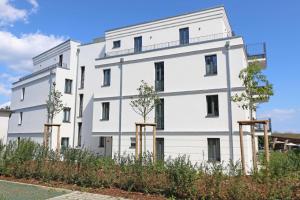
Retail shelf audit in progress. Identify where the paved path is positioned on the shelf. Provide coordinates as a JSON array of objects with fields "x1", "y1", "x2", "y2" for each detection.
[{"x1": 47, "y1": 191, "x2": 128, "y2": 200}]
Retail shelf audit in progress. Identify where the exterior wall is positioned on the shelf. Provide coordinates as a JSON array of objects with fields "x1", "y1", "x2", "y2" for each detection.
[{"x1": 0, "y1": 111, "x2": 10, "y2": 144}]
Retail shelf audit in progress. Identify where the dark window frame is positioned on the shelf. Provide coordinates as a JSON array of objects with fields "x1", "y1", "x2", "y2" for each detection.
[
  {"x1": 101, "y1": 102, "x2": 110, "y2": 121},
  {"x1": 155, "y1": 62, "x2": 164, "y2": 92},
  {"x1": 99, "y1": 137, "x2": 105, "y2": 148},
  {"x1": 63, "y1": 107, "x2": 71, "y2": 123},
  {"x1": 179, "y1": 27, "x2": 189, "y2": 45},
  {"x1": 79, "y1": 94, "x2": 83, "y2": 117},
  {"x1": 64, "y1": 79, "x2": 73, "y2": 94},
  {"x1": 155, "y1": 99, "x2": 164, "y2": 130},
  {"x1": 61, "y1": 137, "x2": 69, "y2": 149},
  {"x1": 113, "y1": 40, "x2": 121, "y2": 48},
  {"x1": 59, "y1": 54, "x2": 63, "y2": 66},
  {"x1": 130, "y1": 137, "x2": 136, "y2": 149},
  {"x1": 205, "y1": 54, "x2": 218, "y2": 76},
  {"x1": 206, "y1": 95, "x2": 219, "y2": 117},
  {"x1": 77, "y1": 122, "x2": 82, "y2": 147},
  {"x1": 21, "y1": 87, "x2": 25, "y2": 101},
  {"x1": 80, "y1": 66, "x2": 85, "y2": 89},
  {"x1": 103, "y1": 69, "x2": 111, "y2": 87},
  {"x1": 207, "y1": 138, "x2": 221, "y2": 162},
  {"x1": 134, "y1": 36, "x2": 142, "y2": 53},
  {"x1": 18, "y1": 112, "x2": 23, "y2": 125}
]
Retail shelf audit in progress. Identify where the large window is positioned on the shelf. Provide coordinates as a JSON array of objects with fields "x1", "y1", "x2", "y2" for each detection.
[
  {"x1": 179, "y1": 27, "x2": 189, "y2": 45},
  {"x1": 64, "y1": 79, "x2": 72, "y2": 94},
  {"x1": 155, "y1": 99, "x2": 164, "y2": 130},
  {"x1": 63, "y1": 107, "x2": 71, "y2": 122},
  {"x1": 155, "y1": 62, "x2": 164, "y2": 91},
  {"x1": 79, "y1": 94, "x2": 83, "y2": 117},
  {"x1": 208, "y1": 138, "x2": 221, "y2": 162},
  {"x1": 99, "y1": 137, "x2": 105, "y2": 148},
  {"x1": 113, "y1": 40, "x2": 121, "y2": 48},
  {"x1": 206, "y1": 95, "x2": 219, "y2": 117},
  {"x1": 103, "y1": 69, "x2": 111, "y2": 86},
  {"x1": 18, "y1": 112, "x2": 23, "y2": 125},
  {"x1": 205, "y1": 55, "x2": 218, "y2": 75},
  {"x1": 101, "y1": 102, "x2": 110, "y2": 120},
  {"x1": 80, "y1": 66, "x2": 85, "y2": 89},
  {"x1": 21, "y1": 87, "x2": 25, "y2": 101},
  {"x1": 134, "y1": 36, "x2": 142, "y2": 53}
]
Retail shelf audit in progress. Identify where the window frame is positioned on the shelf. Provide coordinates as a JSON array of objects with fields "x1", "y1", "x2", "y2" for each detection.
[
  {"x1": 18, "y1": 112, "x2": 23, "y2": 125},
  {"x1": 61, "y1": 137, "x2": 69, "y2": 149},
  {"x1": 64, "y1": 79, "x2": 73, "y2": 94},
  {"x1": 21, "y1": 87, "x2": 25, "y2": 101},
  {"x1": 78, "y1": 94, "x2": 83, "y2": 118},
  {"x1": 59, "y1": 54, "x2": 63, "y2": 66},
  {"x1": 113, "y1": 40, "x2": 121, "y2": 48},
  {"x1": 102, "y1": 69, "x2": 111, "y2": 87},
  {"x1": 205, "y1": 54, "x2": 218, "y2": 76},
  {"x1": 130, "y1": 137, "x2": 136, "y2": 149},
  {"x1": 207, "y1": 138, "x2": 221, "y2": 162},
  {"x1": 99, "y1": 137, "x2": 105, "y2": 148},
  {"x1": 80, "y1": 66, "x2": 85, "y2": 89},
  {"x1": 206, "y1": 95, "x2": 219, "y2": 117},
  {"x1": 63, "y1": 107, "x2": 71, "y2": 123},
  {"x1": 179, "y1": 27, "x2": 189, "y2": 45},
  {"x1": 155, "y1": 62, "x2": 164, "y2": 92},
  {"x1": 134, "y1": 36, "x2": 142, "y2": 53},
  {"x1": 101, "y1": 102, "x2": 110, "y2": 121},
  {"x1": 155, "y1": 99, "x2": 164, "y2": 130}
]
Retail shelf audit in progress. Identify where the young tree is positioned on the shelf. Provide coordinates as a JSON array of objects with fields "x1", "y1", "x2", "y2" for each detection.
[
  {"x1": 46, "y1": 82, "x2": 64, "y2": 123},
  {"x1": 232, "y1": 61, "x2": 273, "y2": 171},
  {"x1": 130, "y1": 80, "x2": 161, "y2": 153}
]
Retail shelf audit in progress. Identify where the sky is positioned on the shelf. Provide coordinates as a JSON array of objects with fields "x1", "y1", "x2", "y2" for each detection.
[{"x1": 0, "y1": 0, "x2": 299, "y2": 133}]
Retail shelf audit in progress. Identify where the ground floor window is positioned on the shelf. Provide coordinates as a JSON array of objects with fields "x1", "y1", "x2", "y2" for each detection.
[
  {"x1": 207, "y1": 138, "x2": 221, "y2": 162},
  {"x1": 99, "y1": 137, "x2": 105, "y2": 148},
  {"x1": 130, "y1": 137, "x2": 136, "y2": 148},
  {"x1": 61, "y1": 137, "x2": 69, "y2": 149}
]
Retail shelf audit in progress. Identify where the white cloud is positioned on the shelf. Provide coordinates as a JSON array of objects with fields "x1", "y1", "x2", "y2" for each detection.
[
  {"x1": 27, "y1": 0, "x2": 38, "y2": 13},
  {"x1": 258, "y1": 108, "x2": 298, "y2": 121},
  {"x1": 0, "y1": 83, "x2": 11, "y2": 96},
  {"x1": 0, "y1": 31, "x2": 65, "y2": 72},
  {"x1": 0, "y1": 0, "x2": 28, "y2": 26}
]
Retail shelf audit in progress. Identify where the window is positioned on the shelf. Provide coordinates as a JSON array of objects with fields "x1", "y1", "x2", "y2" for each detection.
[
  {"x1": 80, "y1": 66, "x2": 85, "y2": 89},
  {"x1": 21, "y1": 87, "x2": 25, "y2": 101},
  {"x1": 134, "y1": 36, "x2": 142, "y2": 53},
  {"x1": 130, "y1": 137, "x2": 136, "y2": 148},
  {"x1": 103, "y1": 69, "x2": 111, "y2": 86},
  {"x1": 101, "y1": 102, "x2": 110, "y2": 120},
  {"x1": 59, "y1": 54, "x2": 63, "y2": 66},
  {"x1": 63, "y1": 107, "x2": 71, "y2": 122},
  {"x1": 208, "y1": 138, "x2": 221, "y2": 162},
  {"x1": 206, "y1": 95, "x2": 219, "y2": 117},
  {"x1": 18, "y1": 112, "x2": 23, "y2": 125},
  {"x1": 99, "y1": 137, "x2": 105, "y2": 148},
  {"x1": 64, "y1": 79, "x2": 72, "y2": 94},
  {"x1": 61, "y1": 137, "x2": 69, "y2": 149},
  {"x1": 155, "y1": 99, "x2": 164, "y2": 130},
  {"x1": 205, "y1": 55, "x2": 218, "y2": 75},
  {"x1": 79, "y1": 94, "x2": 83, "y2": 117},
  {"x1": 113, "y1": 40, "x2": 121, "y2": 48},
  {"x1": 77, "y1": 123, "x2": 82, "y2": 147},
  {"x1": 179, "y1": 27, "x2": 189, "y2": 45},
  {"x1": 155, "y1": 62, "x2": 164, "y2": 91}
]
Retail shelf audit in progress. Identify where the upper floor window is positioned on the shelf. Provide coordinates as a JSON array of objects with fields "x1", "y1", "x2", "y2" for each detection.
[
  {"x1": 101, "y1": 102, "x2": 110, "y2": 120},
  {"x1": 205, "y1": 55, "x2": 218, "y2": 75},
  {"x1": 155, "y1": 99, "x2": 164, "y2": 130},
  {"x1": 21, "y1": 87, "x2": 25, "y2": 101},
  {"x1": 80, "y1": 66, "x2": 85, "y2": 89},
  {"x1": 59, "y1": 54, "x2": 63, "y2": 66},
  {"x1": 208, "y1": 138, "x2": 221, "y2": 162},
  {"x1": 18, "y1": 112, "x2": 23, "y2": 125},
  {"x1": 155, "y1": 62, "x2": 164, "y2": 92},
  {"x1": 63, "y1": 107, "x2": 71, "y2": 122},
  {"x1": 113, "y1": 40, "x2": 121, "y2": 48},
  {"x1": 206, "y1": 95, "x2": 219, "y2": 117},
  {"x1": 134, "y1": 36, "x2": 142, "y2": 53},
  {"x1": 179, "y1": 27, "x2": 189, "y2": 45},
  {"x1": 103, "y1": 69, "x2": 111, "y2": 87},
  {"x1": 64, "y1": 79, "x2": 72, "y2": 94},
  {"x1": 79, "y1": 94, "x2": 83, "y2": 117}
]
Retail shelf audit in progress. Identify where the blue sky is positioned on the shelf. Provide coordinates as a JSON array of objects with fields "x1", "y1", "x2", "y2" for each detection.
[{"x1": 0, "y1": 0, "x2": 299, "y2": 132}]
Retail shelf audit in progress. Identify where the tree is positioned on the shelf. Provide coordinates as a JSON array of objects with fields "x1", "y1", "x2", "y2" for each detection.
[
  {"x1": 232, "y1": 61, "x2": 273, "y2": 171},
  {"x1": 46, "y1": 82, "x2": 64, "y2": 123},
  {"x1": 130, "y1": 80, "x2": 161, "y2": 153}
]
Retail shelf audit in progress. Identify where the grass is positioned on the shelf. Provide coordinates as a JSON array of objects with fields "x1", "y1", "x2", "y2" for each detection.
[{"x1": 0, "y1": 180, "x2": 69, "y2": 200}]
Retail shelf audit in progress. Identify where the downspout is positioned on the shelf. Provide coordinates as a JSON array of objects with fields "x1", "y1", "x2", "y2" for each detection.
[
  {"x1": 225, "y1": 41, "x2": 234, "y2": 161},
  {"x1": 72, "y1": 48, "x2": 80, "y2": 148},
  {"x1": 118, "y1": 58, "x2": 124, "y2": 160}
]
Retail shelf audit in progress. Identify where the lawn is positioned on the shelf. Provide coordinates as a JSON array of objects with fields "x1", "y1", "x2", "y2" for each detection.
[{"x1": 0, "y1": 180, "x2": 69, "y2": 200}]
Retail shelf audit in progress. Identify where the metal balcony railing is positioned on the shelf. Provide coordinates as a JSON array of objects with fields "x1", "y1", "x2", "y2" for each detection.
[
  {"x1": 255, "y1": 118, "x2": 272, "y2": 132},
  {"x1": 246, "y1": 43, "x2": 266, "y2": 60},
  {"x1": 105, "y1": 32, "x2": 233, "y2": 57}
]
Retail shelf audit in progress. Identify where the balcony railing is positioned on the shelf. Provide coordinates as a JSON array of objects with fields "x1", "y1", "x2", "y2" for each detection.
[
  {"x1": 246, "y1": 43, "x2": 266, "y2": 60},
  {"x1": 105, "y1": 32, "x2": 233, "y2": 57},
  {"x1": 255, "y1": 118, "x2": 272, "y2": 132}
]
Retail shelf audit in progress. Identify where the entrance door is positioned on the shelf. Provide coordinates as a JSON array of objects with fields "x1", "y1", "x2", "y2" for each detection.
[
  {"x1": 104, "y1": 137, "x2": 112, "y2": 157},
  {"x1": 156, "y1": 138, "x2": 164, "y2": 161}
]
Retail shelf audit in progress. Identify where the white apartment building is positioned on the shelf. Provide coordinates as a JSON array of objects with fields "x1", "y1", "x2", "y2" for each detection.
[
  {"x1": 0, "y1": 109, "x2": 10, "y2": 144},
  {"x1": 7, "y1": 6, "x2": 268, "y2": 169}
]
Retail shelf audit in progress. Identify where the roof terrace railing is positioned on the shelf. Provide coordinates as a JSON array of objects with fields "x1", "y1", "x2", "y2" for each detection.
[
  {"x1": 105, "y1": 32, "x2": 233, "y2": 57},
  {"x1": 246, "y1": 42, "x2": 266, "y2": 60}
]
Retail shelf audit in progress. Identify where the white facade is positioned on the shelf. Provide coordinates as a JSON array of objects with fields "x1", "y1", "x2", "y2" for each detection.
[
  {"x1": 0, "y1": 110, "x2": 10, "y2": 144},
  {"x1": 7, "y1": 6, "x2": 266, "y2": 171}
]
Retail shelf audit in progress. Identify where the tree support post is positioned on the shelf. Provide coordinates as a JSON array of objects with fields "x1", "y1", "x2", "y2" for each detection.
[{"x1": 239, "y1": 124, "x2": 246, "y2": 175}]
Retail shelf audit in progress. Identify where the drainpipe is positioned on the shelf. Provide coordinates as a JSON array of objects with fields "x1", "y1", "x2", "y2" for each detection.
[
  {"x1": 225, "y1": 41, "x2": 234, "y2": 161},
  {"x1": 72, "y1": 48, "x2": 80, "y2": 148},
  {"x1": 118, "y1": 58, "x2": 124, "y2": 160}
]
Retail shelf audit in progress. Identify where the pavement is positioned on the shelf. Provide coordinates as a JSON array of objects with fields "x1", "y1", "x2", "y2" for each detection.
[{"x1": 47, "y1": 191, "x2": 128, "y2": 200}]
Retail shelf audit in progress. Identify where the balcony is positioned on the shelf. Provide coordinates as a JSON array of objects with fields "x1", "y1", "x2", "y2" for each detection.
[
  {"x1": 255, "y1": 118, "x2": 272, "y2": 133},
  {"x1": 246, "y1": 43, "x2": 267, "y2": 68},
  {"x1": 105, "y1": 32, "x2": 233, "y2": 57}
]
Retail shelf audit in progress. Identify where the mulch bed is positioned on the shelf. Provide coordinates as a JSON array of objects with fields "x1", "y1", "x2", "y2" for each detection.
[{"x1": 0, "y1": 175, "x2": 166, "y2": 200}]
